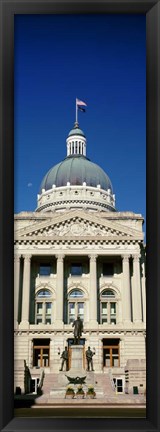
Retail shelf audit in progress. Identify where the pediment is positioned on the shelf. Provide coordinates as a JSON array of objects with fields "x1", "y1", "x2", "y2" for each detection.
[{"x1": 15, "y1": 210, "x2": 143, "y2": 241}]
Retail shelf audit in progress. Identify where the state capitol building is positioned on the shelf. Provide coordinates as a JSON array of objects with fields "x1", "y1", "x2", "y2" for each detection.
[{"x1": 14, "y1": 119, "x2": 146, "y2": 396}]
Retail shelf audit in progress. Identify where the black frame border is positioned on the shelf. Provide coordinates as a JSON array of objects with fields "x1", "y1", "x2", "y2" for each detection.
[{"x1": 0, "y1": 1, "x2": 160, "y2": 431}]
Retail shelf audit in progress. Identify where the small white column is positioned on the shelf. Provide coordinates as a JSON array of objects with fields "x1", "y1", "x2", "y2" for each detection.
[
  {"x1": 55, "y1": 254, "x2": 64, "y2": 328},
  {"x1": 20, "y1": 254, "x2": 32, "y2": 328},
  {"x1": 14, "y1": 255, "x2": 21, "y2": 327},
  {"x1": 89, "y1": 254, "x2": 98, "y2": 327},
  {"x1": 132, "y1": 254, "x2": 142, "y2": 323},
  {"x1": 122, "y1": 255, "x2": 131, "y2": 324}
]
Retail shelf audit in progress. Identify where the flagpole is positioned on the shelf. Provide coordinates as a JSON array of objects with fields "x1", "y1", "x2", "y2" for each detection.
[{"x1": 76, "y1": 98, "x2": 78, "y2": 124}]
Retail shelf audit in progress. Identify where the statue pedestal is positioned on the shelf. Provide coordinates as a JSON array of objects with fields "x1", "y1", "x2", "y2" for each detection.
[{"x1": 66, "y1": 345, "x2": 86, "y2": 379}]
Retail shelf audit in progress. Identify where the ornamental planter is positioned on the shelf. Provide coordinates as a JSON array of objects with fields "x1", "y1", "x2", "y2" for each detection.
[
  {"x1": 86, "y1": 393, "x2": 96, "y2": 399},
  {"x1": 76, "y1": 393, "x2": 85, "y2": 399},
  {"x1": 65, "y1": 393, "x2": 75, "y2": 399}
]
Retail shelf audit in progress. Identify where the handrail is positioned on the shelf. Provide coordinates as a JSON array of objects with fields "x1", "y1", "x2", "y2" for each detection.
[
  {"x1": 38, "y1": 369, "x2": 45, "y2": 389},
  {"x1": 108, "y1": 368, "x2": 116, "y2": 391}
]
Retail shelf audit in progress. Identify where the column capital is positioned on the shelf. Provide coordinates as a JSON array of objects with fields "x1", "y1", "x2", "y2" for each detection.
[
  {"x1": 56, "y1": 254, "x2": 65, "y2": 262},
  {"x1": 89, "y1": 254, "x2": 98, "y2": 262},
  {"x1": 132, "y1": 254, "x2": 141, "y2": 262},
  {"x1": 122, "y1": 254, "x2": 130, "y2": 262},
  {"x1": 22, "y1": 254, "x2": 32, "y2": 263},
  {"x1": 14, "y1": 254, "x2": 21, "y2": 263}
]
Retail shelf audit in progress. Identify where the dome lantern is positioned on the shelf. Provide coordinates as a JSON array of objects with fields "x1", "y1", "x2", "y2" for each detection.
[{"x1": 66, "y1": 121, "x2": 86, "y2": 157}]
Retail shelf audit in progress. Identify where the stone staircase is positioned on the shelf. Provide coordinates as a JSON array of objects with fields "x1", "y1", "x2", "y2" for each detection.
[
  {"x1": 21, "y1": 370, "x2": 146, "y2": 405},
  {"x1": 39, "y1": 370, "x2": 115, "y2": 400},
  {"x1": 94, "y1": 373, "x2": 115, "y2": 398}
]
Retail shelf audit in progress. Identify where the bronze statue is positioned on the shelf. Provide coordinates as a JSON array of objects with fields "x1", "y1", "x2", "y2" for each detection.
[
  {"x1": 86, "y1": 346, "x2": 95, "y2": 371},
  {"x1": 72, "y1": 316, "x2": 83, "y2": 344},
  {"x1": 59, "y1": 346, "x2": 68, "y2": 371}
]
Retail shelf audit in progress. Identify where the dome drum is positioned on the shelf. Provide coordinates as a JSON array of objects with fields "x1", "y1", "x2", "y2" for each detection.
[{"x1": 36, "y1": 184, "x2": 116, "y2": 213}]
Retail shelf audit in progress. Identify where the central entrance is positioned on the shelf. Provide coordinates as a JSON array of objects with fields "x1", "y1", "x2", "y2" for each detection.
[
  {"x1": 103, "y1": 339, "x2": 120, "y2": 368},
  {"x1": 67, "y1": 338, "x2": 86, "y2": 369}
]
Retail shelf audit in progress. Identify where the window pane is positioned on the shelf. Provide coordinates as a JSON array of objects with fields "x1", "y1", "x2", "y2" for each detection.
[
  {"x1": 77, "y1": 302, "x2": 84, "y2": 320},
  {"x1": 111, "y1": 318, "x2": 116, "y2": 324},
  {"x1": 46, "y1": 303, "x2": 52, "y2": 314},
  {"x1": 68, "y1": 302, "x2": 76, "y2": 323},
  {"x1": 39, "y1": 264, "x2": 51, "y2": 276},
  {"x1": 69, "y1": 289, "x2": 83, "y2": 298},
  {"x1": 112, "y1": 349, "x2": 118, "y2": 354},
  {"x1": 113, "y1": 356, "x2": 119, "y2": 367},
  {"x1": 102, "y1": 302, "x2": 107, "y2": 313},
  {"x1": 70, "y1": 264, "x2": 82, "y2": 276},
  {"x1": 101, "y1": 289, "x2": 115, "y2": 298},
  {"x1": 102, "y1": 318, "x2": 108, "y2": 323},
  {"x1": 45, "y1": 318, "x2": 51, "y2": 324},
  {"x1": 36, "y1": 318, "x2": 42, "y2": 324},
  {"x1": 37, "y1": 289, "x2": 51, "y2": 298},
  {"x1": 101, "y1": 302, "x2": 108, "y2": 323},
  {"x1": 111, "y1": 302, "x2": 116, "y2": 313},
  {"x1": 37, "y1": 303, "x2": 43, "y2": 314},
  {"x1": 69, "y1": 303, "x2": 75, "y2": 314}
]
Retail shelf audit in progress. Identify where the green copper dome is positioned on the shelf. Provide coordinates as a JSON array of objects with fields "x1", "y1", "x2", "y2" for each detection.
[
  {"x1": 68, "y1": 126, "x2": 85, "y2": 138},
  {"x1": 39, "y1": 155, "x2": 113, "y2": 193}
]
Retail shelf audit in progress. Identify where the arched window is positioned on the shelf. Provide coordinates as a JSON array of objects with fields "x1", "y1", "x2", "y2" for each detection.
[
  {"x1": 100, "y1": 289, "x2": 117, "y2": 324},
  {"x1": 35, "y1": 289, "x2": 53, "y2": 324},
  {"x1": 68, "y1": 289, "x2": 84, "y2": 323}
]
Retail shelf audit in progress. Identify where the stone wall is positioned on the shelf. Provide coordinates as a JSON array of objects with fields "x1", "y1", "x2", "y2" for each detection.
[{"x1": 124, "y1": 359, "x2": 146, "y2": 394}]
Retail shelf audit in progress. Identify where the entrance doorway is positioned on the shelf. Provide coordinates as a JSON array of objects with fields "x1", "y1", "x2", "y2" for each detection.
[
  {"x1": 67, "y1": 338, "x2": 85, "y2": 369},
  {"x1": 113, "y1": 378, "x2": 123, "y2": 393},
  {"x1": 33, "y1": 339, "x2": 50, "y2": 367},
  {"x1": 30, "y1": 377, "x2": 40, "y2": 394},
  {"x1": 103, "y1": 339, "x2": 120, "y2": 368}
]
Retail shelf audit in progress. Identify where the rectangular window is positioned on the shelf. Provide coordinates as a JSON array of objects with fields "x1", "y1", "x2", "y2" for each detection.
[
  {"x1": 36, "y1": 303, "x2": 43, "y2": 324},
  {"x1": 102, "y1": 263, "x2": 114, "y2": 276},
  {"x1": 101, "y1": 302, "x2": 108, "y2": 323},
  {"x1": 39, "y1": 264, "x2": 51, "y2": 276},
  {"x1": 70, "y1": 263, "x2": 82, "y2": 276},
  {"x1": 46, "y1": 302, "x2": 52, "y2": 314},
  {"x1": 37, "y1": 303, "x2": 43, "y2": 314},
  {"x1": 110, "y1": 302, "x2": 116, "y2": 324},
  {"x1": 45, "y1": 302, "x2": 52, "y2": 324},
  {"x1": 103, "y1": 342, "x2": 120, "y2": 368},
  {"x1": 77, "y1": 302, "x2": 84, "y2": 321},
  {"x1": 68, "y1": 302, "x2": 75, "y2": 323}
]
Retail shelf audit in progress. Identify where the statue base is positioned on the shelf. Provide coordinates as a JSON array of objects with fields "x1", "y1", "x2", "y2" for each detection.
[{"x1": 65, "y1": 345, "x2": 86, "y2": 381}]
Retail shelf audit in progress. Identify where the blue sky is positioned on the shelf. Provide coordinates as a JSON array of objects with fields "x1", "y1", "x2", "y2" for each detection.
[{"x1": 14, "y1": 14, "x2": 146, "y2": 233}]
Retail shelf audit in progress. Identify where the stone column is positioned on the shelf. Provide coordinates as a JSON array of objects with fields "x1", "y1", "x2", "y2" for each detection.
[
  {"x1": 122, "y1": 255, "x2": 131, "y2": 324},
  {"x1": 132, "y1": 254, "x2": 142, "y2": 323},
  {"x1": 89, "y1": 255, "x2": 98, "y2": 327},
  {"x1": 14, "y1": 255, "x2": 21, "y2": 327},
  {"x1": 55, "y1": 254, "x2": 64, "y2": 328},
  {"x1": 20, "y1": 255, "x2": 32, "y2": 328}
]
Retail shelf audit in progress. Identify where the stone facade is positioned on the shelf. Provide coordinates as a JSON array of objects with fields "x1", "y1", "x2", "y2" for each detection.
[
  {"x1": 14, "y1": 209, "x2": 146, "y2": 395},
  {"x1": 14, "y1": 123, "x2": 146, "y2": 396}
]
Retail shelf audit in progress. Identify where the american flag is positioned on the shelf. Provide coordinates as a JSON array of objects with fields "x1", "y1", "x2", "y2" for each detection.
[{"x1": 76, "y1": 98, "x2": 87, "y2": 107}]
